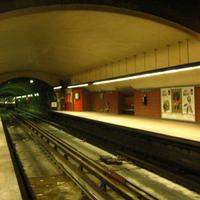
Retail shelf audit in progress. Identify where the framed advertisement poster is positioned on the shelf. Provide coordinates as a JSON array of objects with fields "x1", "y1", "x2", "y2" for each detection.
[
  {"x1": 171, "y1": 89, "x2": 182, "y2": 113},
  {"x1": 161, "y1": 88, "x2": 171, "y2": 113},
  {"x1": 182, "y1": 87, "x2": 195, "y2": 115},
  {"x1": 161, "y1": 86, "x2": 195, "y2": 122}
]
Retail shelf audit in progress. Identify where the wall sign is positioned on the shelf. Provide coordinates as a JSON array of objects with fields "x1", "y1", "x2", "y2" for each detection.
[
  {"x1": 51, "y1": 102, "x2": 57, "y2": 108},
  {"x1": 161, "y1": 87, "x2": 195, "y2": 122},
  {"x1": 75, "y1": 92, "x2": 80, "y2": 100}
]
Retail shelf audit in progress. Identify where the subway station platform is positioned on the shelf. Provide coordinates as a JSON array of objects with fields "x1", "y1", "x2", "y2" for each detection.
[
  {"x1": 0, "y1": 119, "x2": 22, "y2": 200},
  {"x1": 56, "y1": 111, "x2": 200, "y2": 142}
]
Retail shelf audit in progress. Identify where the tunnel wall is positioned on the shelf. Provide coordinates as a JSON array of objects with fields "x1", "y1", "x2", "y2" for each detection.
[{"x1": 0, "y1": 71, "x2": 64, "y2": 86}]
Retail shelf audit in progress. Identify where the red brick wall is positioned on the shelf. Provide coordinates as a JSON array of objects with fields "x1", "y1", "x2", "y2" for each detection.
[
  {"x1": 104, "y1": 92, "x2": 119, "y2": 113},
  {"x1": 118, "y1": 93, "x2": 134, "y2": 114},
  {"x1": 195, "y1": 87, "x2": 200, "y2": 122},
  {"x1": 124, "y1": 96, "x2": 133, "y2": 107},
  {"x1": 91, "y1": 92, "x2": 103, "y2": 112},
  {"x1": 91, "y1": 91, "x2": 119, "y2": 113},
  {"x1": 72, "y1": 88, "x2": 91, "y2": 111},
  {"x1": 83, "y1": 89, "x2": 91, "y2": 111},
  {"x1": 72, "y1": 88, "x2": 83, "y2": 111},
  {"x1": 134, "y1": 89, "x2": 161, "y2": 118},
  {"x1": 65, "y1": 93, "x2": 73, "y2": 111}
]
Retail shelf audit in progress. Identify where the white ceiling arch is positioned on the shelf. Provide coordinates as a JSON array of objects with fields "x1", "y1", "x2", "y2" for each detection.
[{"x1": 0, "y1": 5, "x2": 199, "y2": 83}]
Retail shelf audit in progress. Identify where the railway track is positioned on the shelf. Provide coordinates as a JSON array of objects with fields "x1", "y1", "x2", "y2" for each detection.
[
  {"x1": 11, "y1": 112, "x2": 158, "y2": 200},
  {"x1": 2, "y1": 111, "x2": 200, "y2": 200},
  {"x1": 2, "y1": 113, "x2": 85, "y2": 200},
  {"x1": 46, "y1": 110, "x2": 200, "y2": 193}
]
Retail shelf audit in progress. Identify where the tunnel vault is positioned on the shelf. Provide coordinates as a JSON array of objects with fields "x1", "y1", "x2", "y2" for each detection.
[
  {"x1": 0, "y1": 0, "x2": 199, "y2": 33},
  {"x1": 0, "y1": 71, "x2": 65, "y2": 86},
  {"x1": 0, "y1": 1, "x2": 199, "y2": 87}
]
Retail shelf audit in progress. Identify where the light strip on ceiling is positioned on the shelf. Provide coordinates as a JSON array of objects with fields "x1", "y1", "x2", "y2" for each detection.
[
  {"x1": 53, "y1": 85, "x2": 62, "y2": 90},
  {"x1": 93, "y1": 65, "x2": 200, "y2": 85},
  {"x1": 67, "y1": 83, "x2": 89, "y2": 89}
]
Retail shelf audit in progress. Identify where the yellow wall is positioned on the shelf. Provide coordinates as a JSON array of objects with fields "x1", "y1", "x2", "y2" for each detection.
[{"x1": 70, "y1": 38, "x2": 200, "y2": 85}]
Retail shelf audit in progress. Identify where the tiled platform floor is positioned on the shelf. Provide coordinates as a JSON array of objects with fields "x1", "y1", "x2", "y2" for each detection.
[
  {"x1": 56, "y1": 111, "x2": 200, "y2": 142},
  {"x1": 0, "y1": 119, "x2": 22, "y2": 200}
]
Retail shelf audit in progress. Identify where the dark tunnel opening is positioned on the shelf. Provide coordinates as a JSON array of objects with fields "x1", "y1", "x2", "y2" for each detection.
[{"x1": 0, "y1": 77, "x2": 57, "y2": 113}]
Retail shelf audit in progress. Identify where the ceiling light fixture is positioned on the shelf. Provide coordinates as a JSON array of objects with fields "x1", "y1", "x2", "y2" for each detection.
[
  {"x1": 53, "y1": 86, "x2": 62, "y2": 90},
  {"x1": 67, "y1": 83, "x2": 89, "y2": 89},
  {"x1": 92, "y1": 64, "x2": 200, "y2": 85},
  {"x1": 30, "y1": 79, "x2": 34, "y2": 84}
]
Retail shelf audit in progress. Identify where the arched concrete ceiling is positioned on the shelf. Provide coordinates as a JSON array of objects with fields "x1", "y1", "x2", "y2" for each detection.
[
  {"x1": 0, "y1": 5, "x2": 199, "y2": 84},
  {"x1": 0, "y1": 1, "x2": 199, "y2": 33}
]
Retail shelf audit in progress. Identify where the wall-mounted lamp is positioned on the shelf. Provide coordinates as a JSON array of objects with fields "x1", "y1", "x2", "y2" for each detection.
[{"x1": 142, "y1": 94, "x2": 147, "y2": 105}]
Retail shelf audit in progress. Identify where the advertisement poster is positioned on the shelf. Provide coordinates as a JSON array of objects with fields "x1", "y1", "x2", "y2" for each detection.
[
  {"x1": 182, "y1": 87, "x2": 195, "y2": 115},
  {"x1": 161, "y1": 87, "x2": 195, "y2": 122},
  {"x1": 161, "y1": 88, "x2": 171, "y2": 113},
  {"x1": 171, "y1": 89, "x2": 182, "y2": 113}
]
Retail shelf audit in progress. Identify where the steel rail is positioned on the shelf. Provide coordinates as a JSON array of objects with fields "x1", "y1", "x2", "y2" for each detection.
[
  {"x1": 10, "y1": 113, "x2": 105, "y2": 200},
  {"x1": 14, "y1": 114, "x2": 157, "y2": 200}
]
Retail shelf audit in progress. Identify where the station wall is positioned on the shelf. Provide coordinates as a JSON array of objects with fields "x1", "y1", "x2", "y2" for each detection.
[
  {"x1": 72, "y1": 88, "x2": 91, "y2": 111},
  {"x1": 91, "y1": 91, "x2": 119, "y2": 113},
  {"x1": 134, "y1": 89, "x2": 161, "y2": 118},
  {"x1": 64, "y1": 86, "x2": 200, "y2": 123},
  {"x1": 119, "y1": 94, "x2": 134, "y2": 114}
]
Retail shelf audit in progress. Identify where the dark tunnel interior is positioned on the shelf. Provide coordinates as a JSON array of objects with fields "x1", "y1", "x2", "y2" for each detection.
[{"x1": 0, "y1": 77, "x2": 57, "y2": 112}]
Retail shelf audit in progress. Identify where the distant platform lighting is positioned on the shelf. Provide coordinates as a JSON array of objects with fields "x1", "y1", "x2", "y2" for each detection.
[
  {"x1": 30, "y1": 79, "x2": 34, "y2": 84},
  {"x1": 34, "y1": 93, "x2": 39, "y2": 97},
  {"x1": 67, "y1": 83, "x2": 89, "y2": 89},
  {"x1": 53, "y1": 86, "x2": 62, "y2": 90}
]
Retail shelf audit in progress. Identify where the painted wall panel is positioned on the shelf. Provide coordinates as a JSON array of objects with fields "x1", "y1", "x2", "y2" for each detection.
[
  {"x1": 70, "y1": 38, "x2": 200, "y2": 87},
  {"x1": 127, "y1": 56, "x2": 136, "y2": 74},
  {"x1": 146, "y1": 50, "x2": 155, "y2": 71},
  {"x1": 189, "y1": 40, "x2": 200, "y2": 63},
  {"x1": 136, "y1": 54, "x2": 144, "y2": 73},
  {"x1": 157, "y1": 47, "x2": 168, "y2": 69},
  {"x1": 169, "y1": 43, "x2": 180, "y2": 67}
]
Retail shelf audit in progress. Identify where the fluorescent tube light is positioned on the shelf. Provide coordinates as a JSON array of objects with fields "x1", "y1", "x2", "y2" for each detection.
[
  {"x1": 93, "y1": 65, "x2": 200, "y2": 85},
  {"x1": 53, "y1": 86, "x2": 62, "y2": 90},
  {"x1": 67, "y1": 83, "x2": 89, "y2": 89}
]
